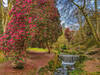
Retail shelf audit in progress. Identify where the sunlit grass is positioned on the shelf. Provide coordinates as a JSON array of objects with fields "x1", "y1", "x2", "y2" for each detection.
[
  {"x1": 27, "y1": 47, "x2": 58, "y2": 53},
  {"x1": 0, "y1": 51, "x2": 7, "y2": 63},
  {"x1": 27, "y1": 48, "x2": 49, "y2": 53}
]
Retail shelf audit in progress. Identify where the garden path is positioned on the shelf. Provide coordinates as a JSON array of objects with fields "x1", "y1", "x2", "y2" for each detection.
[{"x1": 0, "y1": 52, "x2": 54, "y2": 75}]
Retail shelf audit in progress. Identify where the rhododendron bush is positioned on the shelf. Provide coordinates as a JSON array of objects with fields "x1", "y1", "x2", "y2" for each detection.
[
  {"x1": 0, "y1": 0, "x2": 35, "y2": 65},
  {"x1": 30, "y1": 0, "x2": 62, "y2": 52},
  {"x1": 0, "y1": 0, "x2": 62, "y2": 66}
]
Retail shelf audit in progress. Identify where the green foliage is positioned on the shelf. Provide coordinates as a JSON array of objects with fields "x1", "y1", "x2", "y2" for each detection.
[
  {"x1": 12, "y1": 62, "x2": 24, "y2": 69},
  {"x1": 38, "y1": 54, "x2": 62, "y2": 75},
  {"x1": 84, "y1": 37, "x2": 97, "y2": 49},
  {"x1": 68, "y1": 54, "x2": 88, "y2": 75},
  {"x1": 69, "y1": 50, "x2": 78, "y2": 55},
  {"x1": 61, "y1": 44, "x2": 67, "y2": 50},
  {"x1": 69, "y1": 55, "x2": 88, "y2": 75},
  {"x1": 38, "y1": 67, "x2": 48, "y2": 75},
  {"x1": 77, "y1": 55, "x2": 88, "y2": 65},
  {"x1": 53, "y1": 32, "x2": 68, "y2": 51},
  {"x1": 70, "y1": 70, "x2": 100, "y2": 75},
  {"x1": 47, "y1": 59, "x2": 61, "y2": 71},
  {"x1": 69, "y1": 69, "x2": 87, "y2": 75},
  {"x1": 71, "y1": 36, "x2": 98, "y2": 54},
  {"x1": 63, "y1": 50, "x2": 79, "y2": 55},
  {"x1": 48, "y1": 60, "x2": 55, "y2": 71},
  {"x1": 90, "y1": 72, "x2": 100, "y2": 75}
]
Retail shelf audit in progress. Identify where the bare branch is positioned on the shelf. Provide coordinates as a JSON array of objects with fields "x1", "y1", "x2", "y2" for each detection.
[
  {"x1": 82, "y1": 0, "x2": 86, "y2": 9},
  {"x1": 71, "y1": 0, "x2": 82, "y2": 10}
]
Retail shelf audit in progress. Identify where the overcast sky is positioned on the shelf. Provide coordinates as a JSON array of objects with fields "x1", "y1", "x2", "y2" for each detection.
[
  {"x1": 56, "y1": 0, "x2": 100, "y2": 29},
  {"x1": 3, "y1": 0, "x2": 8, "y2": 7},
  {"x1": 56, "y1": 0, "x2": 69, "y2": 28}
]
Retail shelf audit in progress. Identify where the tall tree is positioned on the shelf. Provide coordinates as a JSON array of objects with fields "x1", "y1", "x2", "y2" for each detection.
[
  {"x1": 30, "y1": 0, "x2": 62, "y2": 53},
  {"x1": 57, "y1": 0, "x2": 100, "y2": 45},
  {"x1": 0, "y1": 0, "x2": 14, "y2": 33}
]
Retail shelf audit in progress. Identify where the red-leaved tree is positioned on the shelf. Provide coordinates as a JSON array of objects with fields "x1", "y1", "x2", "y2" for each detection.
[
  {"x1": 64, "y1": 28, "x2": 74, "y2": 49},
  {"x1": 64, "y1": 28, "x2": 72, "y2": 42}
]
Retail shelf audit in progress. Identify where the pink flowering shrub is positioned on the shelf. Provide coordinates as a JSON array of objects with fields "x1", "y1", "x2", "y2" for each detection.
[
  {"x1": 29, "y1": 0, "x2": 62, "y2": 53},
  {"x1": 0, "y1": 0, "x2": 62, "y2": 66},
  {"x1": 0, "y1": 0, "x2": 36, "y2": 65}
]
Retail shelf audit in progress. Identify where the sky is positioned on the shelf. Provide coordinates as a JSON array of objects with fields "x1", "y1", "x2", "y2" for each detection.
[
  {"x1": 56, "y1": 0, "x2": 85, "y2": 29},
  {"x1": 56, "y1": 0, "x2": 67, "y2": 27},
  {"x1": 56, "y1": 0, "x2": 100, "y2": 29},
  {"x1": 56, "y1": 0, "x2": 74, "y2": 28},
  {"x1": 3, "y1": 0, "x2": 8, "y2": 7}
]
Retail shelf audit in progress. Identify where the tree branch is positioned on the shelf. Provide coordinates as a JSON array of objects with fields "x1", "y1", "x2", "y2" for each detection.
[
  {"x1": 71, "y1": 0, "x2": 82, "y2": 10},
  {"x1": 82, "y1": 0, "x2": 86, "y2": 9}
]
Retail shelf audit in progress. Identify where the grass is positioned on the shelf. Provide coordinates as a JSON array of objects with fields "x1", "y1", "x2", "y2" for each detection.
[
  {"x1": 89, "y1": 72, "x2": 100, "y2": 75},
  {"x1": 70, "y1": 69, "x2": 100, "y2": 75},
  {"x1": 27, "y1": 47, "x2": 58, "y2": 54},
  {"x1": 0, "y1": 51, "x2": 8, "y2": 63},
  {"x1": 0, "y1": 52, "x2": 4, "y2": 62},
  {"x1": 27, "y1": 48, "x2": 49, "y2": 53},
  {"x1": 69, "y1": 69, "x2": 87, "y2": 75}
]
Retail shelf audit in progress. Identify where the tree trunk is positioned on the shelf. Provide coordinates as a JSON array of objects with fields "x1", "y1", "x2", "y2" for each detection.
[
  {"x1": 95, "y1": 0, "x2": 100, "y2": 40},
  {"x1": 46, "y1": 42, "x2": 51, "y2": 54},
  {"x1": 67, "y1": 41, "x2": 70, "y2": 50},
  {"x1": 3, "y1": 11, "x2": 8, "y2": 32},
  {"x1": 1, "y1": 0, "x2": 13, "y2": 33},
  {"x1": 83, "y1": 12, "x2": 100, "y2": 45},
  {"x1": 72, "y1": 0, "x2": 100, "y2": 45}
]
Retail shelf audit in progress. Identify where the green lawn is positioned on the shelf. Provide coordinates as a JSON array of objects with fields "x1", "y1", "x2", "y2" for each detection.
[
  {"x1": 27, "y1": 47, "x2": 58, "y2": 53},
  {"x1": 27, "y1": 48, "x2": 49, "y2": 53}
]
